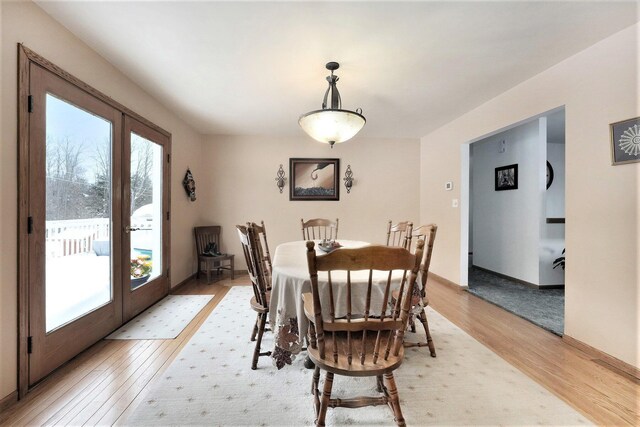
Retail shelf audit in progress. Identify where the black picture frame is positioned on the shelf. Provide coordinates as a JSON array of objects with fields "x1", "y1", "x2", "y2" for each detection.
[
  {"x1": 289, "y1": 158, "x2": 340, "y2": 201},
  {"x1": 495, "y1": 164, "x2": 518, "y2": 191},
  {"x1": 610, "y1": 116, "x2": 640, "y2": 165}
]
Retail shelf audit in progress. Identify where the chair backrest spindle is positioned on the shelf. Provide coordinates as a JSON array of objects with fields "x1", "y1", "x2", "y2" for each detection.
[
  {"x1": 386, "y1": 220, "x2": 413, "y2": 249},
  {"x1": 247, "y1": 221, "x2": 273, "y2": 289},
  {"x1": 411, "y1": 224, "x2": 438, "y2": 297},
  {"x1": 306, "y1": 241, "x2": 424, "y2": 368},
  {"x1": 301, "y1": 218, "x2": 339, "y2": 241},
  {"x1": 194, "y1": 225, "x2": 223, "y2": 255},
  {"x1": 236, "y1": 224, "x2": 269, "y2": 309}
]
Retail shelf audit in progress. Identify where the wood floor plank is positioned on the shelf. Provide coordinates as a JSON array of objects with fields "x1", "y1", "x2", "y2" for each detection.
[
  {"x1": 29, "y1": 341, "x2": 155, "y2": 426},
  {"x1": 61, "y1": 340, "x2": 166, "y2": 426},
  {"x1": 110, "y1": 285, "x2": 229, "y2": 426},
  {"x1": 1, "y1": 274, "x2": 637, "y2": 426},
  {"x1": 427, "y1": 276, "x2": 640, "y2": 426},
  {"x1": 83, "y1": 292, "x2": 228, "y2": 427},
  {"x1": 85, "y1": 339, "x2": 176, "y2": 426},
  {"x1": 0, "y1": 340, "x2": 131, "y2": 425}
]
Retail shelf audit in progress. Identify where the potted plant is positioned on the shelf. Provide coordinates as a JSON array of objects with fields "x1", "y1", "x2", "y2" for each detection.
[
  {"x1": 131, "y1": 255, "x2": 152, "y2": 288},
  {"x1": 553, "y1": 249, "x2": 565, "y2": 270}
]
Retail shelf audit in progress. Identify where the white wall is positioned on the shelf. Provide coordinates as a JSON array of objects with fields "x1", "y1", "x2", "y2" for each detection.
[
  {"x1": 546, "y1": 143, "x2": 566, "y2": 217},
  {"x1": 421, "y1": 24, "x2": 639, "y2": 367},
  {"x1": 541, "y1": 137, "x2": 566, "y2": 285},
  {"x1": 199, "y1": 135, "x2": 420, "y2": 269},
  {"x1": 471, "y1": 120, "x2": 544, "y2": 284},
  {"x1": 0, "y1": 0, "x2": 204, "y2": 400}
]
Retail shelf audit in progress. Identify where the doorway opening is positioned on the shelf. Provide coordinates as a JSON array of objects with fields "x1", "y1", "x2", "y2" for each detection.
[{"x1": 460, "y1": 107, "x2": 565, "y2": 335}]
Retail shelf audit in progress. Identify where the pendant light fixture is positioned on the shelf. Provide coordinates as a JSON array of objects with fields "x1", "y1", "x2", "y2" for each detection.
[{"x1": 298, "y1": 62, "x2": 366, "y2": 148}]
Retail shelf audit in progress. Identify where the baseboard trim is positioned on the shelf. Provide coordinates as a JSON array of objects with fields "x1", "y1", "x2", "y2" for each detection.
[
  {"x1": 170, "y1": 273, "x2": 197, "y2": 291},
  {"x1": 563, "y1": 335, "x2": 640, "y2": 380},
  {"x1": 0, "y1": 390, "x2": 18, "y2": 411},
  {"x1": 429, "y1": 272, "x2": 467, "y2": 291},
  {"x1": 172, "y1": 270, "x2": 248, "y2": 291},
  {"x1": 471, "y1": 265, "x2": 564, "y2": 289}
]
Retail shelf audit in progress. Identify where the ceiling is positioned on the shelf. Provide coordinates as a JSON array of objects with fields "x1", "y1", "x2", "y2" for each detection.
[{"x1": 36, "y1": 1, "x2": 639, "y2": 139}]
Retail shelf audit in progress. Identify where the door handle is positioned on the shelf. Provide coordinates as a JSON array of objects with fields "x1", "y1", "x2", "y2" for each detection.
[{"x1": 125, "y1": 226, "x2": 141, "y2": 233}]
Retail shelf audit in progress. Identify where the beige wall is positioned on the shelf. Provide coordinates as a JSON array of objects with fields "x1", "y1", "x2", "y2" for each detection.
[
  {"x1": 0, "y1": 0, "x2": 203, "y2": 400},
  {"x1": 200, "y1": 135, "x2": 420, "y2": 269},
  {"x1": 1, "y1": 0, "x2": 636, "y2": 405},
  {"x1": 420, "y1": 24, "x2": 639, "y2": 367}
]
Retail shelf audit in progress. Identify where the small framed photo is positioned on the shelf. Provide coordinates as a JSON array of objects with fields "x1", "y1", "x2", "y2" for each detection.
[
  {"x1": 495, "y1": 164, "x2": 518, "y2": 191},
  {"x1": 289, "y1": 158, "x2": 340, "y2": 201},
  {"x1": 610, "y1": 116, "x2": 640, "y2": 165}
]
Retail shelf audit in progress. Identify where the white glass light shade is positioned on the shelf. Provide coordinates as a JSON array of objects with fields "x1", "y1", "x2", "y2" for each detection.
[{"x1": 298, "y1": 109, "x2": 366, "y2": 145}]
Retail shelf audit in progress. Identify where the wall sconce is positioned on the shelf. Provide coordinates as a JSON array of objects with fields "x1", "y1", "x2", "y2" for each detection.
[
  {"x1": 275, "y1": 164, "x2": 286, "y2": 193},
  {"x1": 343, "y1": 165, "x2": 354, "y2": 193}
]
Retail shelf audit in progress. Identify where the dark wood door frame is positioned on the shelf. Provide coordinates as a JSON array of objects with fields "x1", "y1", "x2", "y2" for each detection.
[
  {"x1": 26, "y1": 62, "x2": 125, "y2": 385},
  {"x1": 17, "y1": 44, "x2": 172, "y2": 398}
]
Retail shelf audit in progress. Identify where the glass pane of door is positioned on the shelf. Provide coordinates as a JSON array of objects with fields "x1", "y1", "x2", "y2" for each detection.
[
  {"x1": 45, "y1": 94, "x2": 113, "y2": 332},
  {"x1": 129, "y1": 132, "x2": 163, "y2": 290}
]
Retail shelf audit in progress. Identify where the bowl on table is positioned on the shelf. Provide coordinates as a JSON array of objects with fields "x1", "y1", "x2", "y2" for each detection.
[{"x1": 317, "y1": 240, "x2": 342, "y2": 253}]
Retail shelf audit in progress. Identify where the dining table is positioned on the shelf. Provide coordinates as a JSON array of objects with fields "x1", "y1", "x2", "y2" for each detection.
[{"x1": 268, "y1": 240, "x2": 408, "y2": 369}]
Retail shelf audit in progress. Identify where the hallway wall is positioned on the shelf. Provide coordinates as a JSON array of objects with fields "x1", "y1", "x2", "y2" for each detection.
[
  {"x1": 420, "y1": 23, "x2": 639, "y2": 367},
  {"x1": 471, "y1": 120, "x2": 545, "y2": 284}
]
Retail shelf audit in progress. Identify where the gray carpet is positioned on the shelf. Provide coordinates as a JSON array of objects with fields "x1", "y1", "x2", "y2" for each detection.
[{"x1": 466, "y1": 267, "x2": 564, "y2": 336}]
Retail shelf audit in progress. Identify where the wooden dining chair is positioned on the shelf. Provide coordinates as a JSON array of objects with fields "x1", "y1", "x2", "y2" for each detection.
[
  {"x1": 302, "y1": 240, "x2": 424, "y2": 427},
  {"x1": 236, "y1": 224, "x2": 271, "y2": 369},
  {"x1": 386, "y1": 220, "x2": 413, "y2": 249},
  {"x1": 393, "y1": 224, "x2": 438, "y2": 357},
  {"x1": 301, "y1": 218, "x2": 339, "y2": 241},
  {"x1": 248, "y1": 220, "x2": 273, "y2": 284},
  {"x1": 194, "y1": 226, "x2": 235, "y2": 283}
]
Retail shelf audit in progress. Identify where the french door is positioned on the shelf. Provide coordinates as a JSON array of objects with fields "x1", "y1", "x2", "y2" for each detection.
[
  {"x1": 24, "y1": 59, "x2": 170, "y2": 387},
  {"x1": 122, "y1": 117, "x2": 170, "y2": 321}
]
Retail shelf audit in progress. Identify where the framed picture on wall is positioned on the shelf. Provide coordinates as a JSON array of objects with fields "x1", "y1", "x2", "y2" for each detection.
[
  {"x1": 289, "y1": 158, "x2": 340, "y2": 201},
  {"x1": 610, "y1": 116, "x2": 640, "y2": 165},
  {"x1": 495, "y1": 164, "x2": 518, "y2": 191}
]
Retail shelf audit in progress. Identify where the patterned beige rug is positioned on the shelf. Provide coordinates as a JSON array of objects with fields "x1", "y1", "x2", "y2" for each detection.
[
  {"x1": 107, "y1": 295, "x2": 213, "y2": 340},
  {"x1": 125, "y1": 286, "x2": 591, "y2": 426}
]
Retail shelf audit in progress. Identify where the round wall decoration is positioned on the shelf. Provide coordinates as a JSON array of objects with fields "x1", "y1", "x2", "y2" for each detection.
[
  {"x1": 183, "y1": 169, "x2": 196, "y2": 201},
  {"x1": 546, "y1": 161, "x2": 554, "y2": 190}
]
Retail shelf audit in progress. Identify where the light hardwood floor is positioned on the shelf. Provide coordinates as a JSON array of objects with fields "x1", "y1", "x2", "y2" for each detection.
[{"x1": 0, "y1": 274, "x2": 638, "y2": 426}]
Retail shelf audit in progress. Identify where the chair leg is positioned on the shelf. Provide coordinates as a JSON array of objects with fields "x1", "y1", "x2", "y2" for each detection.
[
  {"x1": 384, "y1": 372, "x2": 406, "y2": 427},
  {"x1": 206, "y1": 262, "x2": 211, "y2": 284},
  {"x1": 409, "y1": 315, "x2": 416, "y2": 333},
  {"x1": 311, "y1": 366, "x2": 320, "y2": 396},
  {"x1": 231, "y1": 258, "x2": 235, "y2": 280},
  {"x1": 315, "y1": 372, "x2": 333, "y2": 427},
  {"x1": 307, "y1": 321, "x2": 317, "y2": 350},
  {"x1": 196, "y1": 260, "x2": 201, "y2": 279},
  {"x1": 418, "y1": 309, "x2": 436, "y2": 357},
  {"x1": 250, "y1": 314, "x2": 260, "y2": 342},
  {"x1": 251, "y1": 312, "x2": 267, "y2": 370}
]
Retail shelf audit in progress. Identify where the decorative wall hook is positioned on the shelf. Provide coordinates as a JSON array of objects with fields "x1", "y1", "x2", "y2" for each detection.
[
  {"x1": 275, "y1": 164, "x2": 286, "y2": 193},
  {"x1": 182, "y1": 168, "x2": 196, "y2": 201},
  {"x1": 343, "y1": 164, "x2": 354, "y2": 193}
]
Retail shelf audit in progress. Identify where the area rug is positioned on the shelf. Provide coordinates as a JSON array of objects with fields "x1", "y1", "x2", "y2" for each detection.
[
  {"x1": 124, "y1": 286, "x2": 590, "y2": 426},
  {"x1": 107, "y1": 295, "x2": 213, "y2": 340},
  {"x1": 467, "y1": 267, "x2": 564, "y2": 336}
]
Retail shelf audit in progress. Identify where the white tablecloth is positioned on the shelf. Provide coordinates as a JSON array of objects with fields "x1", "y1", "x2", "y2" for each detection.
[{"x1": 268, "y1": 240, "x2": 406, "y2": 369}]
